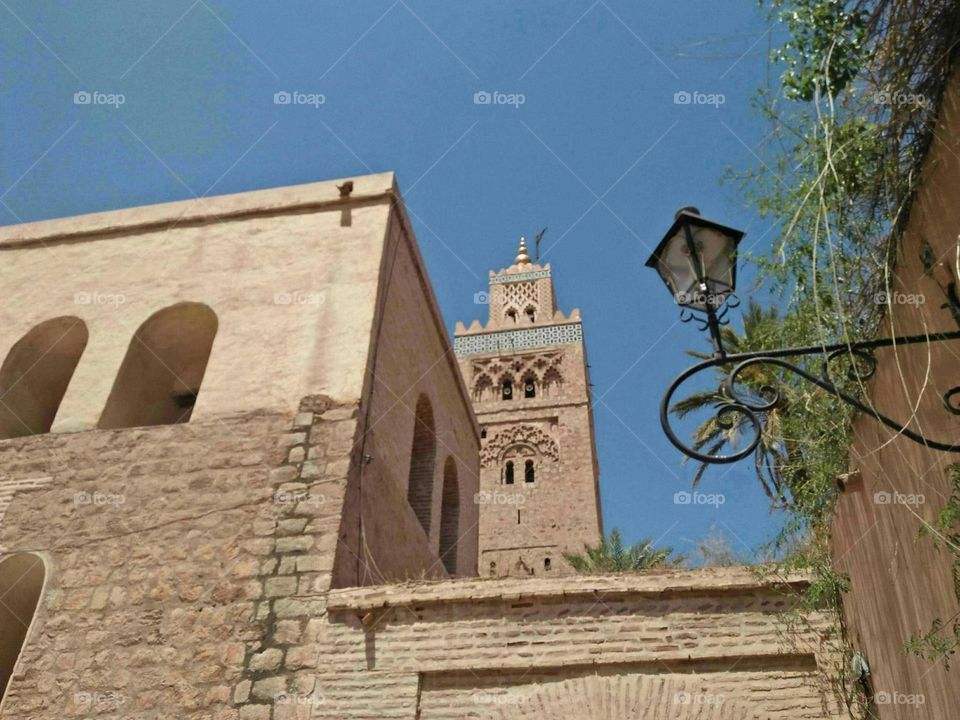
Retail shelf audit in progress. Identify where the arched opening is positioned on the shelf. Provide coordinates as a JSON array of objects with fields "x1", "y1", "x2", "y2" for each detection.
[
  {"x1": 0, "y1": 554, "x2": 45, "y2": 701},
  {"x1": 501, "y1": 378, "x2": 513, "y2": 400},
  {"x1": 473, "y1": 374, "x2": 493, "y2": 402},
  {"x1": 525, "y1": 459, "x2": 535, "y2": 483},
  {"x1": 407, "y1": 394, "x2": 436, "y2": 536},
  {"x1": 504, "y1": 461, "x2": 515, "y2": 485},
  {"x1": 505, "y1": 308, "x2": 518, "y2": 324},
  {"x1": 542, "y1": 367, "x2": 563, "y2": 397},
  {"x1": 0, "y1": 317, "x2": 88, "y2": 440},
  {"x1": 98, "y1": 303, "x2": 217, "y2": 429},
  {"x1": 523, "y1": 375, "x2": 537, "y2": 398},
  {"x1": 524, "y1": 305, "x2": 536, "y2": 323},
  {"x1": 439, "y1": 457, "x2": 460, "y2": 576},
  {"x1": 544, "y1": 557, "x2": 551, "y2": 571}
]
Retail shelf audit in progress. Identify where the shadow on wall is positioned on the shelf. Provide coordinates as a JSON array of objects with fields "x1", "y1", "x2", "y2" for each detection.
[
  {"x1": 0, "y1": 317, "x2": 88, "y2": 440},
  {"x1": 98, "y1": 302, "x2": 217, "y2": 429},
  {"x1": 0, "y1": 554, "x2": 45, "y2": 702}
]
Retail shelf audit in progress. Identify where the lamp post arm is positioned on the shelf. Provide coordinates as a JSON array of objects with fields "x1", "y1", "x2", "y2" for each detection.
[{"x1": 660, "y1": 329, "x2": 960, "y2": 465}]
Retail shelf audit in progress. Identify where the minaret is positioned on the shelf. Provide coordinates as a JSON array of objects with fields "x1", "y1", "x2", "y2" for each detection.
[{"x1": 454, "y1": 238, "x2": 603, "y2": 576}]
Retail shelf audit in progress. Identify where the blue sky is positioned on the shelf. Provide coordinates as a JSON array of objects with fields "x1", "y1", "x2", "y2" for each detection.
[{"x1": 1, "y1": 1, "x2": 790, "y2": 560}]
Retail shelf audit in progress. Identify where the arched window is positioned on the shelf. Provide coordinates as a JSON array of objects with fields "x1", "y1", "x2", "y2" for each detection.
[
  {"x1": 439, "y1": 457, "x2": 460, "y2": 576},
  {"x1": 98, "y1": 303, "x2": 217, "y2": 429},
  {"x1": 504, "y1": 461, "x2": 515, "y2": 485},
  {"x1": 406, "y1": 394, "x2": 436, "y2": 536},
  {"x1": 524, "y1": 305, "x2": 536, "y2": 323},
  {"x1": 525, "y1": 459, "x2": 535, "y2": 483},
  {"x1": 544, "y1": 557, "x2": 551, "y2": 571},
  {"x1": 523, "y1": 376, "x2": 537, "y2": 398},
  {"x1": 0, "y1": 554, "x2": 45, "y2": 701},
  {"x1": 0, "y1": 317, "x2": 88, "y2": 440},
  {"x1": 501, "y1": 378, "x2": 513, "y2": 401},
  {"x1": 542, "y1": 367, "x2": 563, "y2": 397},
  {"x1": 505, "y1": 308, "x2": 518, "y2": 324},
  {"x1": 473, "y1": 374, "x2": 493, "y2": 402}
]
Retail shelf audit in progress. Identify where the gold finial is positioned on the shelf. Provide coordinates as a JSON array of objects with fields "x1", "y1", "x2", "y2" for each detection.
[{"x1": 514, "y1": 236, "x2": 531, "y2": 265}]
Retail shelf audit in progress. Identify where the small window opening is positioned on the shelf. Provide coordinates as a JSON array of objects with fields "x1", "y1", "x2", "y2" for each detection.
[
  {"x1": 504, "y1": 461, "x2": 515, "y2": 485},
  {"x1": 525, "y1": 306, "x2": 536, "y2": 323},
  {"x1": 544, "y1": 558, "x2": 552, "y2": 571},
  {"x1": 480, "y1": 428, "x2": 487, "y2": 439},
  {"x1": 524, "y1": 380, "x2": 536, "y2": 398},
  {"x1": 524, "y1": 459, "x2": 535, "y2": 483},
  {"x1": 502, "y1": 379, "x2": 513, "y2": 400},
  {"x1": 506, "y1": 308, "x2": 518, "y2": 324},
  {"x1": 517, "y1": 509, "x2": 521, "y2": 524}
]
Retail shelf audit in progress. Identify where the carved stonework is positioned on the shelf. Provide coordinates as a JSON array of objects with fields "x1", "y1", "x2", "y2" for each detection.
[{"x1": 480, "y1": 425, "x2": 560, "y2": 467}]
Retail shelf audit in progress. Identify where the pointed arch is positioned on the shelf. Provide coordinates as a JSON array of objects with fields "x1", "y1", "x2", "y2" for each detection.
[
  {"x1": 0, "y1": 317, "x2": 88, "y2": 440},
  {"x1": 439, "y1": 456, "x2": 460, "y2": 576},
  {"x1": 473, "y1": 374, "x2": 493, "y2": 402},
  {"x1": 0, "y1": 554, "x2": 45, "y2": 701},
  {"x1": 98, "y1": 302, "x2": 217, "y2": 429},
  {"x1": 407, "y1": 394, "x2": 436, "y2": 536}
]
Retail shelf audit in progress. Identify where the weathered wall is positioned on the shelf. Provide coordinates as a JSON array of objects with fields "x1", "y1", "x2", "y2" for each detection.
[
  {"x1": 833, "y1": 68, "x2": 960, "y2": 717},
  {"x1": 0, "y1": 174, "x2": 396, "y2": 429},
  {"x1": 317, "y1": 570, "x2": 849, "y2": 720},
  {"x1": 332, "y1": 202, "x2": 480, "y2": 587}
]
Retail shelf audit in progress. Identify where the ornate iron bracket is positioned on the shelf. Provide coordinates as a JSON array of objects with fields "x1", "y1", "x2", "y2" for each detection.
[{"x1": 660, "y1": 329, "x2": 960, "y2": 464}]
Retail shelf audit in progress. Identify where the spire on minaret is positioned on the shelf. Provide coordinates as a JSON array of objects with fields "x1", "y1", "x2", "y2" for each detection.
[{"x1": 514, "y1": 236, "x2": 532, "y2": 265}]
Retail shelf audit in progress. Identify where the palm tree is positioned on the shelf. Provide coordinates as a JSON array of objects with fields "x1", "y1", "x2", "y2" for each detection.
[
  {"x1": 670, "y1": 300, "x2": 795, "y2": 507},
  {"x1": 564, "y1": 529, "x2": 684, "y2": 573}
]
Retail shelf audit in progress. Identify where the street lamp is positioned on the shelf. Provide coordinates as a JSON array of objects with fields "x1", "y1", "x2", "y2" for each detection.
[
  {"x1": 649, "y1": 208, "x2": 960, "y2": 465},
  {"x1": 646, "y1": 207, "x2": 744, "y2": 359}
]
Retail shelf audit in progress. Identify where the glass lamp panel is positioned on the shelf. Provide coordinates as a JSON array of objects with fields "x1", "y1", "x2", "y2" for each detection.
[
  {"x1": 656, "y1": 230, "x2": 701, "y2": 304},
  {"x1": 690, "y1": 225, "x2": 736, "y2": 296}
]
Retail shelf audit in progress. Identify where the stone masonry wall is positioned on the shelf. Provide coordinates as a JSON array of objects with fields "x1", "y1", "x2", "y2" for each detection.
[
  {"x1": 0, "y1": 395, "x2": 362, "y2": 720},
  {"x1": 315, "y1": 570, "x2": 849, "y2": 720}
]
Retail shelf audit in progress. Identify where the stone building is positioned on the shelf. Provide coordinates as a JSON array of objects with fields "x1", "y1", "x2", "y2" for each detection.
[
  {"x1": 0, "y1": 173, "x2": 848, "y2": 718},
  {"x1": 831, "y1": 65, "x2": 960, "y2": 719},
  {"x1": 454, "y1": 239, "x2": 602, "y2": 577}
]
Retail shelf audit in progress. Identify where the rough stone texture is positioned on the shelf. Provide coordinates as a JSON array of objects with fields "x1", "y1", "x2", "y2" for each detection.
[
  {"x1": 316, "y1": 568, "x2": 847, "y2": 719},
  {"x1": 455, "y1": 257, "x2": 602, "y2": 577},
  {"x1": 832, "y1": 68, "x2": 960, "y2": 718}
]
